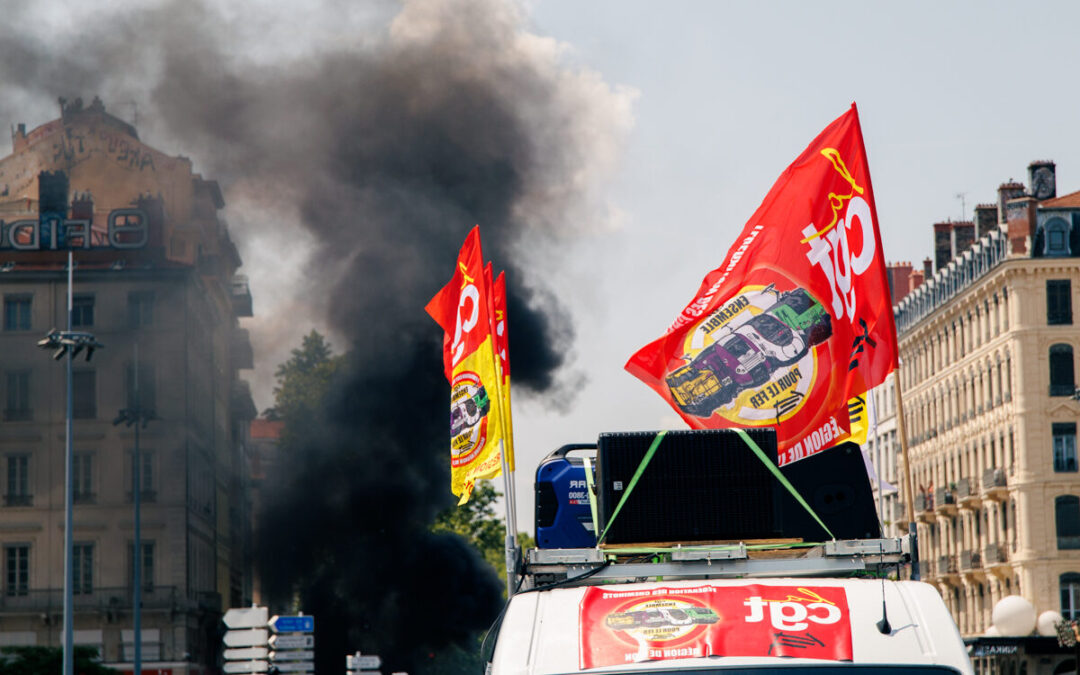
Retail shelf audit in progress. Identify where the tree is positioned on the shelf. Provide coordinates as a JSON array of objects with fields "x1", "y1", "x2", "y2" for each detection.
[
  {"x1": 0, "y1": 646, "x2": 116, "y2": 674},
  {"x1": 267, "y1": 330, "x2": 345, "y2": 448}
]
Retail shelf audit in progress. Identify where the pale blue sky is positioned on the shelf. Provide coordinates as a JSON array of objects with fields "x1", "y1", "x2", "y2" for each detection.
[{"x1": 508, "y1": 0, "x2": 1080, "y2": 526}]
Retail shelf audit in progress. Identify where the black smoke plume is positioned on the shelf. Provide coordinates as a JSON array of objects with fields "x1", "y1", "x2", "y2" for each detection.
[{"x1": 0, "y1": 0, "x2": 632, "y2": 671}]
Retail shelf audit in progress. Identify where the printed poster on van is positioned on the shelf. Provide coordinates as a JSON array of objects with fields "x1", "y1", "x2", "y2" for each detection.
[
  {"x1": 625, "y1": 104, "x2": 898, "y2": 465},
  {"x1": 579, "y1": 584, "x2": 853, "y2": 668}
]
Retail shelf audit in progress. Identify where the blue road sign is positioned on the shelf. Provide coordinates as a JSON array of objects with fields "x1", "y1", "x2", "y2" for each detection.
[{"x1": 269, "y1": 615, "x2": 315, "y2": 633}]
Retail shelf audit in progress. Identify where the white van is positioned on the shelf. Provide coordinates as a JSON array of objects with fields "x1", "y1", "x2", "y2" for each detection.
[{"x1": 490, "y1": 552, "x2": 972, "y2": 675}]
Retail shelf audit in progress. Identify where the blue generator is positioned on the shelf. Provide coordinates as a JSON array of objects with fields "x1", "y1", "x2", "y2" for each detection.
[{"x1": 534, "y1": 444, "x2": 597, "y2": 549}]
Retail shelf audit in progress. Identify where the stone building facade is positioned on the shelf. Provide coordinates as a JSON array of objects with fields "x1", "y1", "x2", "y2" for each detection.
[
  {"x1": 889, "y1": 161, "x2": 1080, "y2": 672},
  {"x1": 0, "y1": 99, "x2": 256, "y2": 673}
]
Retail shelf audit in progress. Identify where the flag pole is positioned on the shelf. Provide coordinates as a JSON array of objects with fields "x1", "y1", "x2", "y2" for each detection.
[
  {"x1": 891, "y1": 370, "x2": 919, "y2": 579},
  {"x1": 499, "y1": 440, "x2": 517, "y2": 595}
]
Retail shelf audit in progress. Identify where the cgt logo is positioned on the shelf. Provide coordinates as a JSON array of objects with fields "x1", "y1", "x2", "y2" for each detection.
[
  {"x1": 742, "y1": 593, "x2": 842, "y2": 631},
  {"x1": 800, "y1": 149, "x2": 877, "y2": 323}
]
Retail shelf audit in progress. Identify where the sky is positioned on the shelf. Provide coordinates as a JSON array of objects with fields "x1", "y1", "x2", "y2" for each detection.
[
  {"x1": 5, "y1": 0, "x2": 1080, "y2": 533},
  {"x1": 505, "y1": 0, "x2": 1080, "y2": 528}
]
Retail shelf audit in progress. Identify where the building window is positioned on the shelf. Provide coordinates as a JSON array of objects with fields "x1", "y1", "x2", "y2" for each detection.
[
  {"x1": 4, "y1": 370, "x2": 30, "y2": 421},
  {"x1": 1064, "y1": 574, "x2": 1080, "y2": 620},
  {"x1": 1048, "y1": 280, "x2": 1073, "y2": 325},
  {"x1": 72, "y1": 370, "x2": 96, "y2": 419},
  {"x1": 71, "y1": 294, "x2": 94, "y2": 328},
  {"x1": 125, "y1": 363, "x2": 156, "y2": 413},
  {"x1": 1045, "y1": 218, "x2": 1071, "y2": 256},
  {"x1": 128, "y1": 292, "x2": 154, "y2": 328},
  {"x1": 1055, "y1": 423, "x2": 1078, "y2": 473},
  {"x1": 5, "y1": 454, "x2": 30, "y2": 507},
  {"x1": 4, "y1": 545, "x2": 28, "y2": 596},
  {"x1": 130, "y1": 541, "x2": 154, "y2": 591},
  {"x1": 72, "y1": 543, "x2": 93, "y2": 595},
  {"x1": 1051, "y1": 344, "x2": 1076, "y2": 397},
  {"x1": 3, "y1": 295, "x2": 31, "y2": 331},
  {"x1": 73, "y1": 452, "x2": 94, "y2": 504},
  {"x1": 128, "y1": 450, "x2": 155, "y2": 503},
  {"x1": 1057, "y1": 496, "x2": 1080, "y2": 550}
]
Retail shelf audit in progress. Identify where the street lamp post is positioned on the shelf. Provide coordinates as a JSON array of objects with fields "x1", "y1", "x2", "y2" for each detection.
[
  {"x1": 36, "y1": 251, "x2": 101, "y2": 675},
  {"x1": 114, "y1": 343, "x2": 155, "y2": 675}
]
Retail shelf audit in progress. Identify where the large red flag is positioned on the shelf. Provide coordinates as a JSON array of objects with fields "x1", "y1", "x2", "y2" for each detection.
[{"x1": 626, "y1": 104, "x2": 898, "y2": 465}]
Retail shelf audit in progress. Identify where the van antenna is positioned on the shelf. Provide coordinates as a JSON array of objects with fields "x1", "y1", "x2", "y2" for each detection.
[{"x1": 875, "y1": 542, "x2": 891, "y2": 634}]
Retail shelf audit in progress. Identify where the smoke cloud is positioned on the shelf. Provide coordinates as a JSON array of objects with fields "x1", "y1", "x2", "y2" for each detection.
[{"x1": 0, "y1": 0, "x2": 634, "y2": 670}]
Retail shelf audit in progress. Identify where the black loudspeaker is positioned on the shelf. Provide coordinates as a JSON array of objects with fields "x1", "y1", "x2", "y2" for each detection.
[
  {"x1": 778, "y1": 442, "x2": 881, "y2": 541},
  {"x1": 596, "y1": 429, "x2": 781, "y2": 545}
]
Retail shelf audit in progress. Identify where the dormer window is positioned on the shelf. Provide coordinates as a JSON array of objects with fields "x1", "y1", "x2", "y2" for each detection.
[{"x1": 1045, "y1": 217, "x2": 1071, "y2": 256}]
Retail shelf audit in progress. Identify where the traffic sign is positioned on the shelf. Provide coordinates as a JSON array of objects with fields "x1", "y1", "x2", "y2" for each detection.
[
  {"x1": 222, "y1": 661, "x2": 269, "y2": 674},
  {"x1": 269, "y1": 614, "x2": 315, "y2": 633},
  {"x1": 269, "y1": 663, "x2": 313, "y2": 673},
  {"x1": 270, "y1": 634, "x2": 314, "y2": 649},
  {"x1": 347, "y1": 654, "x2": 382, "y2": 670},
  {"x1": 270, "y1": 650, "x2": 314, "y2": 661},
  {"x1": 224, "y1": 607, "x2": 269, "y2": 629},
  {"x1": 224, "y1": 647, "x2": 269, "y2": 660},
  {"x1": 223, "y1": 628, "x2": 269, "y2": 647}
]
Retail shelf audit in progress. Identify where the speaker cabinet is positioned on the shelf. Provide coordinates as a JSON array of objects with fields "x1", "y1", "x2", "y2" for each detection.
[
  {"x1": 778, "y1": 441, "x2": 881, "y2": 541},
  {"x1": 596, "y1": 429, "x2": 781, "y2": 545}
]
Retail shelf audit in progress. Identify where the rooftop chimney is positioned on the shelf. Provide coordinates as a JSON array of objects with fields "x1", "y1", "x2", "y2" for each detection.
[
  {"x1": 998, "y1": 181, "x2": 1026, "y2": 224},
  {"x1": 923, "y1": 257, "x2": 933, "y2": 279},
  {"x1": 934, "y1": 222, "x2": 954, "y2": 272},
  {"x1": 1006, "y1": 195, "x2": 1038, "y2": 255},
  {"x1": 1028, "y1": 160, "x2": 1056, "y2": 201},
  {"x1": 951, "y1": 221, "x2": 976, "y2": 257},
  {"x1": 974, "y1": 204, "x2": 997, "y2": 239}
]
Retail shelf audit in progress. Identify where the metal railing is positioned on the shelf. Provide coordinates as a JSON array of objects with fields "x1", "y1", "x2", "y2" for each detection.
[
  {"x1": 0, "y1": 586, "x2": 179, "y2": 612},
  {"x1": 982, "y1": 468, "x2": 1007, "y2": 490},
  {"x1": 983, "y1": 543, "x2": 1007, "y2": 564}
]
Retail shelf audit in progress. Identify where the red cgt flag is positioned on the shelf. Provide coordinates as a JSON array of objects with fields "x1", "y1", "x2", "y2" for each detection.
[
  {"x1": 426, "y1": 226, "x2": 506, "y2": 503},
  {"x1": 626, "y1": 104, "x2": 898, "y2": 465}
]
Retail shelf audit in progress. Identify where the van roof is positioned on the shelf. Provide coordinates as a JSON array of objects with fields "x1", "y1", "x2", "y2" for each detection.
[{"x1": 492, "y1": 578, "x2": 972, "y2": 675}]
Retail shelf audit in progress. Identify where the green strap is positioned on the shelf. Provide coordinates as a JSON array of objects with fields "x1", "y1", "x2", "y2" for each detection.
[
  {"x1": 582, "y1": 455, "x2": 600, "y2": 542},
  {"x1": 597, "y1": 430, "x2": 668, "y2": 545},
  {"x1": 734, "y1": 428, "x2": 835, "y2": 540}
]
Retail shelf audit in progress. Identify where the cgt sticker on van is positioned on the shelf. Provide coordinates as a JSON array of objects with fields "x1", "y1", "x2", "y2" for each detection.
[{"x1": 578, "y1": 584, "x2": 852, "y2": 668}]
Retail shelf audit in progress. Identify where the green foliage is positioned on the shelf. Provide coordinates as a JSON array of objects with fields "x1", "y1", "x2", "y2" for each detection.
[
  {"x1": 269, "y1": 330, "x2": 345, "y2": 448},
  {"x1": 0, "y1": 646, "x2": 116, "y2": 674},
  {"x1": 432, "y1": 482, "x2": 506, "y2": 572}
]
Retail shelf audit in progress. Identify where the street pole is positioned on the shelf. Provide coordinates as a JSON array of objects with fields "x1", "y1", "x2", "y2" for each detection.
[
  {"x1": 63, "y1": 250, "x2": 74, "y2": 675},
  {"x1": 133, "y1": 343, "x2": 142, "y2": 675}
]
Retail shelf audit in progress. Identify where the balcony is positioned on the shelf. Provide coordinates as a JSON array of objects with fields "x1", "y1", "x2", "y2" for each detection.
[
  {"x1": 3, "y1": 494, "x2": 32, "y2": 507},
  {"x1": 934, "y1": 487, "x2": 957, "y2": 516},
  {"x1": 915, "y1": 493, "x2": 937, "y2": 523},
  {"x1": 938, "y1": 554, "x2": 958, "y2": 580},
  {"x1": 231, "y1": 379, "x2": 257, "y2": 421},
  {"x1": 231, "y1": 328, "x2": 254, "y2": 370},
  {"x1": 959, "y1": 550, "x2": 983, "y2": 578},
  {"x1": 982, "y1": 468, "x2": 1007, "y2": 501},
  {"x1": 230, "y1": 275, "x2": 253, "y2": 317},
  {"x1": 983, "y1": 543, "x2": 1010, "y2": 578},
  {"x1": 0, "y1": 586, "x2": 179, "y2": 614},
  {"x1": 918, "y1": 559, "x2": 934, "y2": 579},
  {"x1": 956, "y1": 477, "x2": 982, "y2": 510}
]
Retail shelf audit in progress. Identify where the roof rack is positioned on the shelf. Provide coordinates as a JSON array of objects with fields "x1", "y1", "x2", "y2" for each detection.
[{"x1": 520, "y1": 536, "x2": 911, "y2": 589}]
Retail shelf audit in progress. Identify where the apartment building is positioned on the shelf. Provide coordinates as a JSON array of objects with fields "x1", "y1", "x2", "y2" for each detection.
[
  {"x1": 889, "y1": 161, "x2": 1080, "y2": 672},
  {"x1": 0, "y1": 99, "x2": 256, "y2": 673}
]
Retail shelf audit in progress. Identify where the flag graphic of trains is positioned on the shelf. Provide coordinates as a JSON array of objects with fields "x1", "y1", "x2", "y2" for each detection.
[{"x1": 666, "y1": 287, "x2": 831, "y2": 417}]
